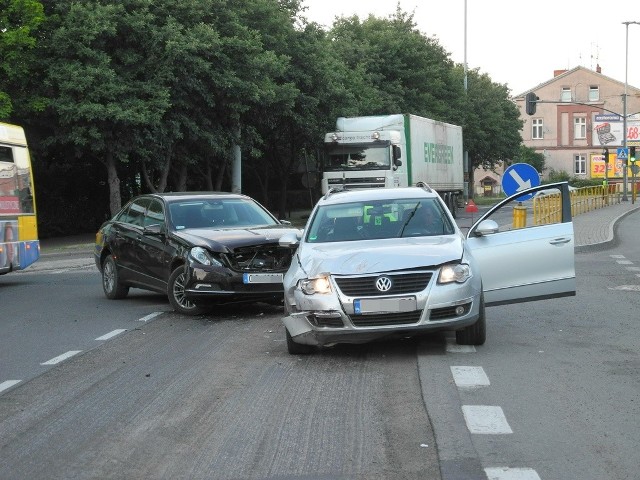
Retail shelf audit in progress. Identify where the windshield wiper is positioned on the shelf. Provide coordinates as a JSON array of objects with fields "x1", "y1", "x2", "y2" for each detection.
[{"x1": 399, "y1": 202, "x2": 420, "y2": 237}]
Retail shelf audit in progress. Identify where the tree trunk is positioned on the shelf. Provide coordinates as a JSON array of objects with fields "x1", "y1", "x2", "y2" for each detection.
[
  {"x1": 175, "y1": 163, "x2": 187, "y2": 191},
  {"x1": 105, "y1": 151, "x2": 121, "y2": 216},
  {"x1": 214, "y1": 160, "x2": 226, "y2": 191}
]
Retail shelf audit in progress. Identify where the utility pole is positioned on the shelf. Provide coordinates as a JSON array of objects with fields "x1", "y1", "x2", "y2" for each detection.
[{"x1": 622, "y1": 21, "x2": 640, "y2": 201}]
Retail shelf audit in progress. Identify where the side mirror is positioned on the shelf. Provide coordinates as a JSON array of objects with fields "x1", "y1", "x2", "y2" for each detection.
[
  {"x1": 393, "y1": 145, "x2": 402, "y2": 160},
  {"x1": 279, "y1": 231, "x2": 301, "y2": 247},
  {"x1": 474, "y1": 219, "x2": 499, "y2": 236}
]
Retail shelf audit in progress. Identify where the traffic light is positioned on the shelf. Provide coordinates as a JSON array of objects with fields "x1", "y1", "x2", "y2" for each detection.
[
  {"x1": 525, "y1": 92, "x2": 539, "y2": 115},
  {"x1": 631, "y1": 146, "x2": 636, "y2": 163},
  {"x1": 602, "y1": 148, "x2": 609, "y2": 163}
]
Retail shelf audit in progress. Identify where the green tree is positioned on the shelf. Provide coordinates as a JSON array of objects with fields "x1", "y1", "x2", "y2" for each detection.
[
  {"x1": 455, "y1": 66, "x2": 523, "y2": 192},
  {"x1": 512, "y1": 144, "x2": 545, "y2": 173},
  {"x1": 329, "y1": 7, "x2": 463, "y2": 120},
  {"x1": 0, "y1": 0, "x2": 44, "y2": 119}
]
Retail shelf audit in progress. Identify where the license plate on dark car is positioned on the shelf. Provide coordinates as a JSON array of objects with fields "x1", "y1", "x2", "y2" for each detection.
[{"x1": 243, "y1": 273, "x2": 283, "y2": 284}]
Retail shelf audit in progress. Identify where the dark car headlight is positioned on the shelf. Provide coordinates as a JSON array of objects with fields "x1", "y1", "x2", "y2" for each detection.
[
  {"x1": 189, "y1": 246, "x2": 223, "y2": 267},
  {"x1": 438, "y1": 263, "x2": 471, "y2": 284}
]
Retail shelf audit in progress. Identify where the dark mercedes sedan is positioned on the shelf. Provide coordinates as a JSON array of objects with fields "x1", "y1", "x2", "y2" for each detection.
[{"x1": 94, "y1": 192, "x2": 302, "y2": 315}]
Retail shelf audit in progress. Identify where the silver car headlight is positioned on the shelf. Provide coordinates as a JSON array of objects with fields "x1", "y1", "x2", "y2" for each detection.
[
  {"x1": 189, "y1": 246, "x2": 223, "y2": 267},
  {"x1": 438, "y1": 263, "x2": 471, "y2": 284},
  {"x1": 298, "y1": 275, "x2": 332, "y2": 295}
]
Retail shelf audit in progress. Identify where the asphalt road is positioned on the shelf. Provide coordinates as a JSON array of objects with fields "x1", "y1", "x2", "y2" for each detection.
[{"x1": 1, "y1": 208, "x2": 638, "y2": 480}]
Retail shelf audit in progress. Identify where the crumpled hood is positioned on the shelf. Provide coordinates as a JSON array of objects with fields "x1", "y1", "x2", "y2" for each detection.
[
  {"x1": 172, "y1": 225, "x2": 302, "y2": 252},
  {"x1": 297, "y1": 235, "x2": 464, "y2": 276}
]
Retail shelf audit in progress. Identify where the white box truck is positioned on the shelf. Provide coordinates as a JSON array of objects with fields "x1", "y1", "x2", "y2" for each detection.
[{"x1": 321, "y1": 114, "x2": 464, "y2": 215}]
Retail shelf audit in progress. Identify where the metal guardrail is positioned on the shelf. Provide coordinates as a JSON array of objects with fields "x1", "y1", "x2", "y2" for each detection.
[{"x1": 532, "y1": 185, "x2": 622, "y2": 226}]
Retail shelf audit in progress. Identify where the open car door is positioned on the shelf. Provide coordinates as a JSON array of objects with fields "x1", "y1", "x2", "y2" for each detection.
[{"x1": 466, "y1": 181, "x2": 576, "y2": 306}]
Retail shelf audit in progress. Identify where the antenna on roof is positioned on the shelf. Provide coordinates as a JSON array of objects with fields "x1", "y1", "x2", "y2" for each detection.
[{"x1": 591, "y1": 42, "x2": 600, "y2": 70}]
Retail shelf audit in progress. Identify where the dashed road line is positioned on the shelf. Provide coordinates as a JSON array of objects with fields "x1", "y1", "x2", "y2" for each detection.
[
  {"x1": 446, "y1": 338, "x2": 476, "y2": 353},
  {"x1": 95, "y1": 329, "x2": 127, "y2": 341},
  {"x1": 461, "y1": 405, "x2": 513, "y2": 434},
  {"x1": 484, "y1": 467, "x2": 541, "y2": 480},
  {"x1": 40, "y1": 350, "x2": 82, "y2": 365},
  {"x1": 0, "y1": 380, "x2": 21, "y2": 394},
  {"x1": 450, "y1": 366, "x2": 490, "y2": 388},
  {"x1": 138, "y1": 312, "x2": 163, "y2": 322}
]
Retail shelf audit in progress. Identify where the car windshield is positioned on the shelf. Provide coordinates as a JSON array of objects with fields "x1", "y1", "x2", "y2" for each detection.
[
  {"x1": 306, "y1": 197, "x2": 454, "y2": 243},
  {"x1": 169, "y1": 198, "x2": 277, "y2": 230},
  {"x1": 324, "y1": 145, "x2": 390, "y2": 171}
]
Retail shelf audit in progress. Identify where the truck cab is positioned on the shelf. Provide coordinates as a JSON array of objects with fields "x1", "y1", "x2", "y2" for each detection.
[{"x1": 321, "y1": 130, "x2": 405, "y2": 194}]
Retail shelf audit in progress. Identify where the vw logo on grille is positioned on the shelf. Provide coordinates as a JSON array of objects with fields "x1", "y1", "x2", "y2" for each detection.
[{"x1": 375, "y1": 276, "x2": 392, "y2": 292}]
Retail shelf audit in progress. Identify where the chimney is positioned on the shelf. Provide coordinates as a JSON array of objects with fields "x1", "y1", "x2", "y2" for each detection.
[
  {"x1": 554, "y1": 69, "x2": 567, "y2": 77},
  {"x1": 596, "y1": 64, "x2": 602, "y2": 74}
]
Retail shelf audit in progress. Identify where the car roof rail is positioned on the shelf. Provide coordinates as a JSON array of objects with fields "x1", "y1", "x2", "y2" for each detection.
[
  {"x1": 323, "y1": 186, "x2": 347, "y2": 199},
  {"x1": 415, "y1": 181, "x2": 433, "y2": 193}
]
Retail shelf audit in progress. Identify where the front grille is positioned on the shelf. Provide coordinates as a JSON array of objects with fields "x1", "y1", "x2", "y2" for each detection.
[
  {"x1": 225, "y1": 245, "x2": 294, "y2": 272},
  {"x1": 349, "y1": 310, "x2": 422, "y2": 327},
  {"x1": 429, "y1": 302, "x2": 471, "y2": 320},
  {"x1": 335, "y1": 272, "x2": 432, "y2": 297}
]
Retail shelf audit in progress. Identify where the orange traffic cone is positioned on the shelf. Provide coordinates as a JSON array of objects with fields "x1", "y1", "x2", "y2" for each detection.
[{"x1": 465, "y1": 199, "x2": 479, "y2": 213}]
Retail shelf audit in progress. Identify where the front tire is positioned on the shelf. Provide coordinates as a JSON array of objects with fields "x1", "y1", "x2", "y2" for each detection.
[
  {"x1": 286, "y1": 328, "x2": 314, "y2": 355},
  {"x1": 168, "y1": 266, "x2": 205, "y2": 316},
  {"x1": 456, "y1": 294, "x2": 486, "y2": 345},
  {"x1": 102, "y1": 254, "x2": 129, "y2": 299}
]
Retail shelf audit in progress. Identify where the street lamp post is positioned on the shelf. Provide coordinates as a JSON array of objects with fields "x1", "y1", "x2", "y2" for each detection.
[{"x1": 622, "y1": 21, "x2": 640, "y2": 201}]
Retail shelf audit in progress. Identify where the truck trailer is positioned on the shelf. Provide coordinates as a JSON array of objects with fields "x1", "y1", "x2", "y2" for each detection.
[{"x1": 321, "y1": 114, "x2": 464, "y2": 215}]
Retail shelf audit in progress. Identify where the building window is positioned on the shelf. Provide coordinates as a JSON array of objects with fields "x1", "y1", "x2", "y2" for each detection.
[
  {"x1": 561, "y1": 87, "x2": 572, "y2": 102},
  {"x1": 589, "y1": 86, "x2": 599, "y2": 101},
  {"x1": 574, "y1": 154, "x2": 586, "y2": 175},
  {"x1": 574, "y1": 117, "x2": 586, "y2": 139},
  {"x1": 532, "y1": 119, "x2": 543, "y2": 139}
]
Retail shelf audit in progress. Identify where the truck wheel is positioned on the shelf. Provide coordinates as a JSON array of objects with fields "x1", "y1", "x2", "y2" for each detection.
[{"x1": 449, "y1": 194, "x2": 458, "y2": 218}]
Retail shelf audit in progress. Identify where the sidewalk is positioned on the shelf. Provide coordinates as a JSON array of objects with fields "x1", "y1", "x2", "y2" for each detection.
[{"x1": 572, "y1": 199, "x2": 640, "y2": 252}]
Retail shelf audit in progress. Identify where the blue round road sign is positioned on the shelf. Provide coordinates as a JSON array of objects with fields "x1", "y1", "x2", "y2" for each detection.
[{"x1": 502, "y1": 163, "x2": 540, "y2": 200}]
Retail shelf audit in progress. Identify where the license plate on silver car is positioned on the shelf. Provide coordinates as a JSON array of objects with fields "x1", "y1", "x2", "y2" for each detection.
[
  {"x1": 354, "y1": 296, "x2": 416, "y2": 314},
  {"x1": 243, "y1": 273, "x2": 283, "y2": 284}
]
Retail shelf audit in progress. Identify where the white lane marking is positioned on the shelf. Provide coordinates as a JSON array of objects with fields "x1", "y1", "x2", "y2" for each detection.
[
  {"x1": 608, "y1": 285, "x2": 640, "y2": 291},
  {"x1": 451, "y1": 366, "x2": 490, "y2": 388},
  {"x1": 95, "y1": 329, "x2": 127, "y2": 341},
  {"x1": 0, "y1": 380, "x2": 22, "y2": 394},
  {"x1": 485, "y1": 467, "x2": 541, "y2": 480},
  {"x1": 616, "y1": 260, "x2": 633, "y2": 265},
  {"x1": 462, "y1": 405, "x2": 513, "y2": 434},
  {"x1": 138, "y1": 312, "x2": 163, "y2": 322},
  {"x1": 40, "y1": 350, "x2": 82, "y2": 365},
  {"x1": 610, "y1": 255, "x2": 626, "y2": 258},
  {"x1": 446, "y1": 339, "x2": 476, "y2": 353}
]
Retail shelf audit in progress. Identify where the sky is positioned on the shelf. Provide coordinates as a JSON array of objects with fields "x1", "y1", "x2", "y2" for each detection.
[{"x1": 301, "y1": 0, "x2": 640, "y2": 96}]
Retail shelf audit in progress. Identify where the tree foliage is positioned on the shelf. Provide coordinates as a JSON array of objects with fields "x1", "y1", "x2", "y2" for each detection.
[
  {"x1": 0, "y1": 0, "x2": 44, "y2": 119},
  {"x1": 7, "y1": 0, "x2": 526, "y2": 235}
]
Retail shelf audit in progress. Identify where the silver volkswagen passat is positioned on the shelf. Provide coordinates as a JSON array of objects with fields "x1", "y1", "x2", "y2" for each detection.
[{"x1": 279, "y1": 183, "x2": 575, "y2": 354}]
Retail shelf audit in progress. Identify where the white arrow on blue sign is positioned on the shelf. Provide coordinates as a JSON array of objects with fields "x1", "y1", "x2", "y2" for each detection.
[{"x1": 502, "y1": 163, "x2": 540, "y2": 200}]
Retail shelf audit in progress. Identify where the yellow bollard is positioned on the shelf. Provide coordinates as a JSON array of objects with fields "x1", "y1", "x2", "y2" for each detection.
[{"x1": 513, "y1": 202, "x2": 527, "y2": 229}]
